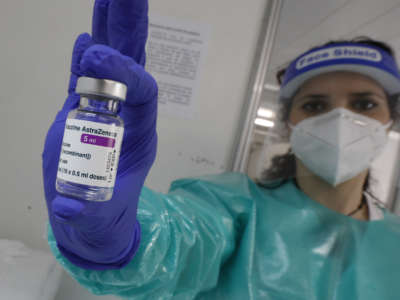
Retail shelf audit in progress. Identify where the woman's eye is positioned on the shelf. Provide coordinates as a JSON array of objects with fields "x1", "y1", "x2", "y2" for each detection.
[
  {"x1": 352, "y1": 99, "x2": 378, "y2": 111},
  {"x1": 301, "y1": 100, "x2": 327, "y2": 113}
]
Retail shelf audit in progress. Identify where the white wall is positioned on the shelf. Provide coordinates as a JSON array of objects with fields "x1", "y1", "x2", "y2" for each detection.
[
  {"x1": 0, "y1": 0, "x2": 268, "y2": 298},
  {"x1": 145, "y1": 0, "x2": 268, "y2": 192}
]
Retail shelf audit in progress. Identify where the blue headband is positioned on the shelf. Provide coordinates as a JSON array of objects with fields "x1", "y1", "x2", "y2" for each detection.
[{"x1": 280, "y1": 42, "x2": 400, "y2": 99}]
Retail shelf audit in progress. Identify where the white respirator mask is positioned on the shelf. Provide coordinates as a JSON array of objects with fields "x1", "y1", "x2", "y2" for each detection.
[{"x1": 289, "y1": 107, "x2": 392, "y2": 187}]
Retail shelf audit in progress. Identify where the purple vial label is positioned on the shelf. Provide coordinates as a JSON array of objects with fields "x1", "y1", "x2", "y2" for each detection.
[{"x1": 81, "y1": 134, "x2": 116, "y2": 148}]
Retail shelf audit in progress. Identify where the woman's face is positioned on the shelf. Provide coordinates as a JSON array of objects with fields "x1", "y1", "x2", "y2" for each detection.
[{"x1": 288, "y1": 71, "x2": 391, "y2": 126}]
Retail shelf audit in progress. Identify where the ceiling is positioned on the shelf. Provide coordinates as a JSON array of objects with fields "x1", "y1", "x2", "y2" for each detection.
[{"x1": 265, "y1": 0, "x2": 400, "y2": 85}]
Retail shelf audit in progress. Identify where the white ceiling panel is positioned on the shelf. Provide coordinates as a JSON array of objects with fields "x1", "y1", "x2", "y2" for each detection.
[
  {"x1": 266, "y1": 0, "x2": 400, "y2": 85},
  {"x1": 341, "y1": 5, "x2": 400, "y2": 42},
  {"x1": 274, "y1": 0, "x2": 349, "y2": 48}
]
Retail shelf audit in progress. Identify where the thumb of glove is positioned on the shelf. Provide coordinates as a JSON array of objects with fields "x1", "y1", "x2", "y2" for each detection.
[{"x1": 52, "y1": 196, "x2": 85, "y2": 224}]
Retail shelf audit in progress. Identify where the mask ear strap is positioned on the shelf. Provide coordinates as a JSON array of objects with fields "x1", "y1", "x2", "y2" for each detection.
[{"x1": 384, "y1": 120, "x2": 394, "y2": 130}]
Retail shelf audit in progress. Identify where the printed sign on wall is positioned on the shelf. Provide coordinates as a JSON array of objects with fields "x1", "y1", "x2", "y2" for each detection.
[{"x1": 146, "y1": 15, "x2": 210, "y2": 119}]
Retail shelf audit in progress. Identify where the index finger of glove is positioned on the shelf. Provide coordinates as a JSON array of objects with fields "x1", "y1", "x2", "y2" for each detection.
[
  {"x1": 108, "y1": 0, "x2": 149, "y2": 65},
  {"x1": 80, "y1": 44, "x2": 158, "y2": 108}
]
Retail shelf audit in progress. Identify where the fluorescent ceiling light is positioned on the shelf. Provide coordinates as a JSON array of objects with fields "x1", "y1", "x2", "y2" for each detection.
[
  {"x1": 257, "y1": 108, "x2": 276, "y2": 118},
  {"x1": 255, "y1": 118, "x2": 274, "y2": 128},
  {"x1": 264, "y1": 83, "x2": 280, "y2": 91}
]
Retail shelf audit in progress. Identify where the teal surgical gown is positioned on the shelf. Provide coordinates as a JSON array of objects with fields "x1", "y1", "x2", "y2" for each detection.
[{"x1": 47, "y1": 172, "x2": 400, "y2": 299}]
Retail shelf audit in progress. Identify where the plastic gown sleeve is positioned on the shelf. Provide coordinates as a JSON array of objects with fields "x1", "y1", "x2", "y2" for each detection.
[{"x1": 47, "y1": 173, "x2": 251, "y2": 299}]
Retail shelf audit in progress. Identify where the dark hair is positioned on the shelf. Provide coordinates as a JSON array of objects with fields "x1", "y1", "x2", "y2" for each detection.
[{"x1": 259, "y1": 37, "x2": 400, "y2": 208}]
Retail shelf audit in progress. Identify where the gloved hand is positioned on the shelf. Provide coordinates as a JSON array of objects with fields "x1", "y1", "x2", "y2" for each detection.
[{"x1": 42, "y1": 0, "x2": 158, "y2": 270}]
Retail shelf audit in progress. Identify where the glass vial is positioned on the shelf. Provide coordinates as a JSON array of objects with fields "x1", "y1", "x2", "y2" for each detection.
[{"x1": 56, "y1": 77, "x2": 127, "y2": 201}]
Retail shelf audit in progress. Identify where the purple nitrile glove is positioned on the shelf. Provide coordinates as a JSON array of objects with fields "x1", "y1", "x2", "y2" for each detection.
[{"x1": 42, "y1": 0, "x2": 158, "y2": 270}]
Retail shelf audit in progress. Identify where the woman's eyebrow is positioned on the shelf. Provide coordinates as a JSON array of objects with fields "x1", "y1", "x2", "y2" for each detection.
[
  {"x1": 303, "y1": 94, "x2": 327, "y2": 98},
  {"x1": 298, "y1": 92, "x2": 386, "y2": 100},
  {"x1": 350, "y1": 92, "x2": 386, "y2": 99}
]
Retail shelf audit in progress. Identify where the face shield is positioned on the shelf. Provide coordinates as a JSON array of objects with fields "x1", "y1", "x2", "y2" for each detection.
[{"x1": 252, "y1": 42, "x2": 400, "y2": 218}]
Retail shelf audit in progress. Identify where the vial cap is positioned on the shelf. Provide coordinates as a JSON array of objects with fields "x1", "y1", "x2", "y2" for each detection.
[{"x1": 76, "y1": 77, "x2": 127, "y2": 101}]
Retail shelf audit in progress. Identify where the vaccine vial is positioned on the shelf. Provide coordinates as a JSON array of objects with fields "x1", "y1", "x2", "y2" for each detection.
[{"x1": 56, "y1": 77, "x2": 127, "y2": 201}]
